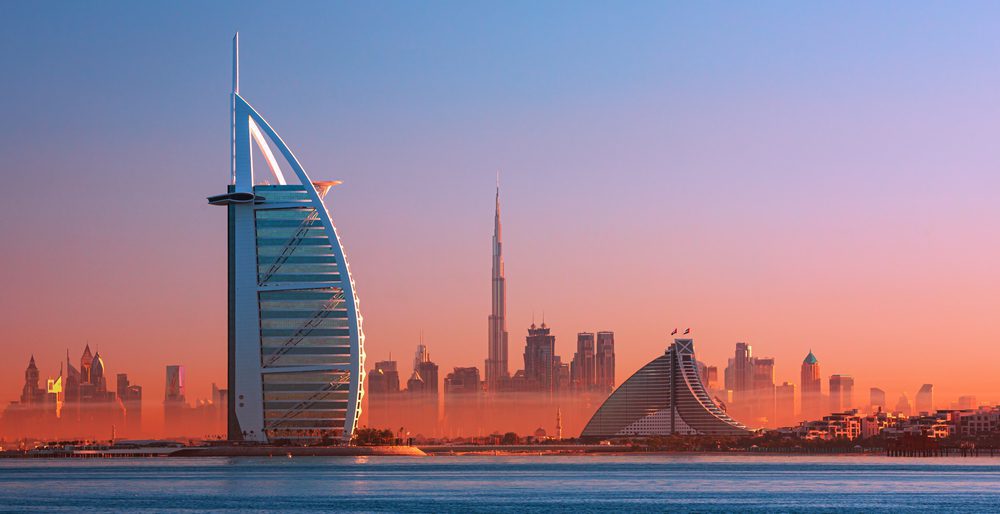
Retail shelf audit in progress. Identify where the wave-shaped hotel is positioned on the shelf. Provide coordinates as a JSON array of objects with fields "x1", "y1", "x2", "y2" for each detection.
[
  {"x1": 209, "y1": 35, "x2": 365, "y2": 443},
  {"x1": 581, "y1": 339, "x2": 749, "y2": 439}
]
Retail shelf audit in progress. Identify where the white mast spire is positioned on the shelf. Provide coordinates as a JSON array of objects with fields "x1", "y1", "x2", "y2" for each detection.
[{"x1": 232, "y1": 32, "x2": 240, "y2": 94}]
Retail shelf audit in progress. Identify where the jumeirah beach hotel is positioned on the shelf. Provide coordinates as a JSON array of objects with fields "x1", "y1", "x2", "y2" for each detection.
[
  {"x1": 581, "y1": 339, "x2": 749, "y2": 439},
  {"x1": 209, "y1": 35, "x2": 365, "y2": 444}
]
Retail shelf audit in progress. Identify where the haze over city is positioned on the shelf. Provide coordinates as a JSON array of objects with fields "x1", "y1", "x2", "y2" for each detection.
[{"x1": 5, "y1": 1, "x2": 1000, "y2": 437}]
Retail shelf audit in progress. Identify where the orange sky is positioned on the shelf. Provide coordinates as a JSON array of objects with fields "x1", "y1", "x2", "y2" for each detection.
[{"x1": 3, "y1": 3, "x2": 1000, "y2": 419}]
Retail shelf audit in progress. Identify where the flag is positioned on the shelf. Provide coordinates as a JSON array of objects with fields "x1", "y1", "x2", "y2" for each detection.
[
  {"x1": 683, "y1": 328, "x2": 690, "y2": 335},
  {"x1": 671, "y1": 328, "x2": 677, "y2": 335}
]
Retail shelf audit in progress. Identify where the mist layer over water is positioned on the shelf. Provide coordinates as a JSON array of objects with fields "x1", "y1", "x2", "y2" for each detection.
[{"x1": 2, "y1": 455, "x2": 999, "y2": 512}]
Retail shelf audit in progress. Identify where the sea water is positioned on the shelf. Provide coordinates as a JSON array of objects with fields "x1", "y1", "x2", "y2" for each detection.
[{"x1": 1, "y1": 454, "x2": 999, "y2": 512}]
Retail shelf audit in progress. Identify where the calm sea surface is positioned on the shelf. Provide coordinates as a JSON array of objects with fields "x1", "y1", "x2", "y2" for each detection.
[{"x1": 1, "y1": 454, "x2": 999, "y2": 512}]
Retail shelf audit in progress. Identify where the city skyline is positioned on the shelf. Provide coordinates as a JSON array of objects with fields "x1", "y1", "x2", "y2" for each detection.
[{"x1": 6, "y1": 3, "x2": 1000, "y2": 426}]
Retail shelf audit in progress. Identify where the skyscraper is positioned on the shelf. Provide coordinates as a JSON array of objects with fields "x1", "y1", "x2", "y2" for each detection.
[
  {"x1": 733, "y1": 342, "x2": 753, "y2": 402},
  {"x1": 367, "y1": 361, "x2": 401, "y2": 395},
  {"x1": 915, "y1": 384, "x2": 934, "y2": 414},
  {"x1": 595, "y1": 331, "x2": 616, "y2": 393},
  {"x1": 800, "y1": 350, "x2": 821, "y2": 418},
  {"x1": 524, "y1": 322, "x2": 558, "y2": 392},
  {"x1": 869, "y1": 387, "x2": 886, "y2": 412},
  {"x1": 411, "y1": 344, "x2": 439, "y2": 394},
  {"x1": 571, "y1": 332, "x2": 596, "y2": 390},
  {"x1": 486, "y1": 185, "x2": 509, "y2": 391},
  {"x1": 164, "y1": 365, "x2": 187, "y2": 435},
  {"x1": 775, "y1": 382, "x2": 795, "y2": 427},
  {"x1": 829, "y1": 374, "x2": 854, "y2": 413},
  {"x1": 208, "y1": 35, "x2": 365, "y2": 444},
  {"x1": 752, "y1": 357, "x2": 776, "y2": 425},
  {"x1": 444, "y1": 367, "x2": 482, "y2": 395}
]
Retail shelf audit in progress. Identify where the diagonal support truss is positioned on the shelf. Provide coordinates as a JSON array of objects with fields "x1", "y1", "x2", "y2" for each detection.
[
  {"x1": 258, "y1": 210, "x2": 321, "y2": 285},
  {"x1": 262, "y1": 291, "x2": 346, "y2": 368}
]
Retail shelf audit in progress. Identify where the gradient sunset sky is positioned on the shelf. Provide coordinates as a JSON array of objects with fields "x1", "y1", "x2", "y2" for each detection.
[{"x1": 3, "y1": 2, "x2": 1000, "y2": 410}]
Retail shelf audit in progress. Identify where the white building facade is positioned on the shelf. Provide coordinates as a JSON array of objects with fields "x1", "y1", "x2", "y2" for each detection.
[{"x1": 209, "y1": 35, "x2": 365, "y2": 444}]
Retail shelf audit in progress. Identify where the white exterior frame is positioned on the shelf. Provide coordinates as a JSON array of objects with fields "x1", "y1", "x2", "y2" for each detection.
[{"x1": 225, "y1": 34, "x2": 365, "y2": 443}]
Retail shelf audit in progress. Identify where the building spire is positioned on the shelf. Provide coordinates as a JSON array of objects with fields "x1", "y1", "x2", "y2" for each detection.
[{"x1": 232, "y1": 32, "x2": 240, "y2": 94}]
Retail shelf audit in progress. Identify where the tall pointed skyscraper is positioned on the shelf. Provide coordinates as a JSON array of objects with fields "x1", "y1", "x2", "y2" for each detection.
[
  {"x1": 486, "y1": 184, "x2": 509, "y2": 390},
  {"x1": 208, "y1": 35, "x2": 366, "y2": 444}
]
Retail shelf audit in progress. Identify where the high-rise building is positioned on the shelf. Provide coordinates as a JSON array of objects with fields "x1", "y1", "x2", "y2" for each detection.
[
  {"x1": 20, "y1": 356, "x2": 43, "y2": 405},
  {"x1": 829, "y1": 374, "x2": 854, "y2": 413},
  {"x1": 869, "y1": 387, "x2": 886, "y2": 412},
  {"x1": 524, "y1": 322, "x2": 558, "y2": 392},
  {"x1": 733, "y1": 342, "x2": 753, "y2": 402},
  {"x1": 486, "y1": 184, "x2": 509, "y2": 391},
  {"x1": 581, "y1": 339, "x2": 749, "y2": 438},
  {"x1": 895, "y1": 394, "x2": 912, "y2": 416},
  {"x1": 595, "y1": 331, "x2": 616, "y2": 393},
  {"x1": 164, "y1": 365, "x2": 187, "y2": 435},
  {"x1": 800, "y1": 350, "x2": 821, "y2": 418},
  {"x1": 957, "y1": 395, "x2": 977, "y2": 410},
  {"x1": 775, "y1": 382, "x2": 795, "y2": 427},
  {"x1": 417, "y1": 360, "x2": 439, "y2": 395},
  {"x1": 571, "y1": 332, "x2": 596, "y2": 391},
  {"x1": 703, "y1": 365, "x2": 719, "y2": 391},
  {"x1": 915, "y1": 384, "x2": 934, "y2": 414},
  {"x1": 406, "y1": 371, "x2": 426, "y2": 393},
  {"x1": 208, "y1": 35, "x2": 365, "y2": 444},
  {"x1": 80, "y1": 344, "x2": 93, "y2": 385},
  {"x1": 752, "y1": 357, "x2": 776, "y2": 425},
  {"x1": 367, "y1": 361, "x2": 401, "y2": 395},
  {"x1": 411, "y1": 344, "x2": 439, "y2": 394},
  {"x1": 444, "y1": 367, "x2": 482, "y2": 395},
  {"x1": 117, "y1": 373, "x2": 142, "y2": 435},
  {"x1": 165, "y1": 365, "x2": 186, "y2": 403}
]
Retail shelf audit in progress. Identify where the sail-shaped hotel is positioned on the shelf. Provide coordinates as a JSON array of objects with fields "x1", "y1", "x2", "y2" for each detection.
[{"x1": 209, "y1": 35, "x2": 365, "y2": 443}]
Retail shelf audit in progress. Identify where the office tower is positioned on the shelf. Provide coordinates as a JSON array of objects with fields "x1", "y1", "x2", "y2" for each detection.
[
  {"x1": 895, "y1": 394, "x2": 912, "y2": 416},
  {"x1": 80, "y1": 344, "x2": 93, "y2": 384},
  {"x1": 64, "y1": 350, "x2": 80, "y2": 407},
  {"x1": 367, "y1": 361, "x2": 401, "y2": 395},
  {"x1": 571, "y1": 333, "x2": 596, "y2": 390},
  {"x1": 165, "y1": 365, "x2": 186, "y2": 403},
  {"x1": 829, "y1": 374, "x2": 854, "y2": 413},
  {"x1": 486, "y1": 184, "x2": 510, "y2": 391},
  {"x1": 752, "y1": 357, "x2": 776, "y2": 425},
  {"x1": 524, "y1": 322, "x2": 558, "y2": 392},
  {"x1": 800, "y1": 350, "x2": 821, "y2": 418},
  {"x1": 733, "y1": 343, "x2": 753, "y2": 402},
  {"x1": 704, "y1": 366, "x2": 719, "y2": 391},
  {"x1": 406, "y1": 371, "x2": 426, "y2": 393},
  {"x1": 117, "y1": 374, "x2": 142, "y2": 435},
  {"x1": 90, "y1": 352, "x2": 107, "y2": 394},
  {"x1": 417, "y1": 360, "x2": 439, "y2": 394},
  {"x1": 208, "y1": 35, "x2": 366, "y2": 444},
  {"x1": 957, "y1": 395, "x2": 977, "y2": 410},
  {"x1": 775, "y1": 382, "x2": 795, "y2": 427},
  {"x1": 915, "y1": 384, "x2": 934, "y2": 414},
  {"x1": 164, "y1": 365, "x2": 187, "y2": 435},
  {"x1": 595, "y1": 331, "x2": 616, "y2": 393},
  {"x1": 412, "y1": 344, "x2": 439, "y2": 394},
  {"x1": 414, "y1": 344, "x2": 429, "y2": 372},
  {"x1": 444, "y1": 367, "x2": 482, "y2": 394},
  {"x1": 582, "y1": 339, "x2": 749, "y2": 438},
  {"x1": 20, "y1": 356, "x2": 43, "y2": 405},
  {"x1": 870, "y1": 387, "x2": 886, "y2": 412}
]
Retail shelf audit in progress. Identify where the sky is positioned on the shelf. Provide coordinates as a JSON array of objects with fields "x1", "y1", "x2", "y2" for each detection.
[{"x1": 3, "y1": 1, "x2": 1000, "y2": 414}]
